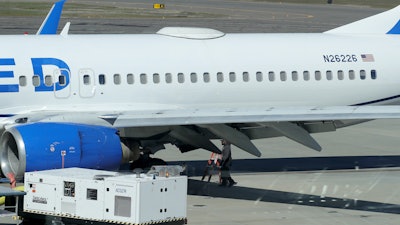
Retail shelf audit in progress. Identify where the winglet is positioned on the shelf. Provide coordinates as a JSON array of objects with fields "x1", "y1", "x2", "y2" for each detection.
[
  {"x1": 325, "y1": 5, "x2": 400, "y2": 35},
  {"x1": 60, "y1": 22, "x2": 71, "y2": 36},
  {"x1": 36, "y1": 0, "x2": 66, "y2": 35}
]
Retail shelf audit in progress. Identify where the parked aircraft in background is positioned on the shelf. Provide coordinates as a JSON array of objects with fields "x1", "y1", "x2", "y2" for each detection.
[{"x1": 1, "y1": 1, "x2": 400, "y2": 182}]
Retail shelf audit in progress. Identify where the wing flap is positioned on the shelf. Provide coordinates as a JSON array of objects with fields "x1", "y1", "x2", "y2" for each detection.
[
  {"x1": 262, "y1": 122, "x2": 322, "y2": 151},
  {"x1": 111, "y1": 106, "x2": 400, "y2": 127},
  {"x1": 169, "y1": 126, "x2": 221, "y2": 154},
  {"x1": 199, "y1": 124, "x2": 262, "y2": 157}
]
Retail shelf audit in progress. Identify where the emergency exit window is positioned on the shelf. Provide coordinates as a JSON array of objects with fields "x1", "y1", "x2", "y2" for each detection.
[
  {"x1": 83, "y1": 75, "x2": 91, "y2": 85},
  {"x1": 59, "y1": 75, "x2": 66, "y2": 86}
]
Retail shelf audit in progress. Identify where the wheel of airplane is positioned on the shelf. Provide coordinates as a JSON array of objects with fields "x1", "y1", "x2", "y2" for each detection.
[{"x1": 129, "y1": 154, "x2": 167, "y2": 170}]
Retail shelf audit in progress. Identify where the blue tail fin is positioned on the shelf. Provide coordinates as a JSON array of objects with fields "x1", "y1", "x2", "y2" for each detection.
[
  {"x1": 387, "y1": 20, "x2": 400, "y2": 34},
  {"x1": 36, "y1": 0, "x2": 66, "y2": 35},
  {"x1": 325, "y1": 5, "x2": 400, "y2": 35}
]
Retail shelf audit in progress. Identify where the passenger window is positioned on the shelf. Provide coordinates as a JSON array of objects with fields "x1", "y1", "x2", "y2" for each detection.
[
  {"x1": 83, "y1": 75, "x2": 91, "y2": 85},
  {"x1": 45, "y1": 75, "x2": 53, "y2": 87},
  {"x1": 127, "y1": 74, "x2": 134, "y2": 84},
  {"x1": 315, "y1": 71, "x2": 321, "y2": 81},
  {"x1": 19, "y1": 76, "x2": 27, "y2": 87},
  {"x1": 166, "y1": 73, "x2": 172, "y2": 83},
  {"x1": 190, "y1": 73, "x2": 197, "y2": 83},
  {"x1": 217, "y1": 72, "x2": 224, "y2": 82},
  {"x1": 371, "y1": 70, "x2": 377, "y2": 79},
  {"x1": 99, "y1": 74, "x2": 106, "y2": 85},
  {"x1": 153, "y1": 73, "x2": 160, "y2": 84},
  {"x1": 242, "y1": 72, "x2": 249, "y2": 82},
  {"x1": 58, "y1": 75, "x2": 66, "y2": 86},
  {"x1": 280, "y1": 71, "x2": 287, "y2": 81},
  {"x1": 349, "y1": 70, "x2": 355, "y2": 80},
  {"x1": 140, "y1": 73, "x2": 147, "y2": 84},
  {"x1": 256, "y1": 72, "x2": 263, "y2": 82},
  {"x1": 292, "y1": 71, "x2": 298, "y2": 81},
  {"x1": 360, "y1": 70, "x2": 366, "y2": 80},
  {"x1": 337, "y1": 70, "x2": 344, "y2": 80},
  {"x1": 268, "y1": 71, "x2": 275, "y2": 81},
  {"x1": 32, "y1": 75, "x2": 40, "y2": 87},
  {"x1": 203, "y1": 72, "x2": 210, "y2": 83},
  {"x1": 114, "y1": 74, "x2": 121, "y2": 85},
  {"x1": 178, "y1": 73, "x2": 185, "y2": 83},
  {"x1": 303, "y1": 71, "x2": 310, "y2": 81},
  {"x1": 326, "y1": 70, "x2": 333, "y2": 81},
  {"x1": 229, "y1": 72, "x2": 236, "y2": 82}
]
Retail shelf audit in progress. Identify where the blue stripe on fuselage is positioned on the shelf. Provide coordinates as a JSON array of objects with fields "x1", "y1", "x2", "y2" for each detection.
[
  {"x1": 387, "y1": 20, "x2": 400, "y2": 34},
  {"x1": 352, "y1": 95, "x2": 400, "y2": 106}
]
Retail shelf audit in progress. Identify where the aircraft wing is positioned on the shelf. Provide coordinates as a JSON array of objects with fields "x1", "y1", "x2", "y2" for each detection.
[
  {"x1": 108, "y1": 105, "x2": 400, "y2": 127},
  {"x1": 9, "y1": 105, "x2": 400, "y2": 127},
  {"x1": 6, "y1": 105, "x2": 400, "y2": 158},
  {"x1": 110, "y1": 105, "x2": 400, "y2": 157}
]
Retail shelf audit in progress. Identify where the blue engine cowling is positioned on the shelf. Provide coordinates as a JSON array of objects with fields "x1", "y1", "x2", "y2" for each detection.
[{"x1": 0, "y1": 122, "x2": 123, "y2": 179}]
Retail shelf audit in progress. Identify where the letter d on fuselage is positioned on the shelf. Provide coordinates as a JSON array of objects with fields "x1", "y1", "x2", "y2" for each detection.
[
  {"x1": 0, "y1": 57, "x2": 70, "y2": 93},
  {"x1": 31, "y1": 58, "x2": 70, "y2": 92}
]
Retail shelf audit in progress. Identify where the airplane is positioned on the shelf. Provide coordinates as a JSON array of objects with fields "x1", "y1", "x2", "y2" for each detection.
[{"x1": 1, "y1": 0, "x2": 400, "y2": 184}]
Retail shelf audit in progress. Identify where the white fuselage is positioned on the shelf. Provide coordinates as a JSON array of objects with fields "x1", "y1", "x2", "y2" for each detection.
[{"x1": 0, "y1": 33, "x2": 399, "y2": 116}]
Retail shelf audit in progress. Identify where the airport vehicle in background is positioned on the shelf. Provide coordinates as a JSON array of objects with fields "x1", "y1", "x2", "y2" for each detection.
[
  {"x1": 21, "y1": 167, "x2": 187, "y2": 225},
  {"x1": 1, "y1": 0, "x2": 400, "y2": 181}
]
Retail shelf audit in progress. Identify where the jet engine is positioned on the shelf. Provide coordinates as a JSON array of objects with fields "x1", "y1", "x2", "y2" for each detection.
[{"x1": 0, "y1": 122, "x2": 132, "y2": 179}]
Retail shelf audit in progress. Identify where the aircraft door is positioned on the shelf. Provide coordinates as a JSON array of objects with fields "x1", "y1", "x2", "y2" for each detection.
[
  {"x1": 53, "y1": 68, "x2": 71, "y2": 98},
  {"x1": 78, "y1": 68, "x2": 96, "y2": 98}
]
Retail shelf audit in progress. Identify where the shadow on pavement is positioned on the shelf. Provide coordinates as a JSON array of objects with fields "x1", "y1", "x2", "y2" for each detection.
[
  {"x1": 169, "y1": 155, "x2": 400, "y2": 176},
  {"x1": 188, "y1": 179, "x2": 400, "y2": 215}
]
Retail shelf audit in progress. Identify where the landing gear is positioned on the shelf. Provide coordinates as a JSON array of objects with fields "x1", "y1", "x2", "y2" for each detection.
[{"x1": 130, "y1": 153, "x2": 167, "y2": 170}]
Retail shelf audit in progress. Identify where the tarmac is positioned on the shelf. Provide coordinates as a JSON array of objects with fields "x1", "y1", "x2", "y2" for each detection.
[
  {"x1": 162, "y1": 120, "x2": 400, "y2": 225},
  {"x1": 0, "y1": 0, "x2": 400, "y2": 224},
  {"x1": 0, "y1": 0, "x2": 386, "y2": 34}
]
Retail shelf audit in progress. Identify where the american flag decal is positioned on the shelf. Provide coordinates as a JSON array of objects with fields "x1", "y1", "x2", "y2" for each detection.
[{"x1": 361, "y1": 54, "x2": 375, "y2": 62}]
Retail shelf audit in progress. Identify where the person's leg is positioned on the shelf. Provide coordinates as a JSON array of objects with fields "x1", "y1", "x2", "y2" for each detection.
[
  {"x1": 228, "y1": 176, "x2": 237, "y2": 187},
  {"x1": 220, "y1": 166, "x2": 229, "y2": 186},
  {"x1": 219, "y1": 178, "x2": 228, "y2": 186}
]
